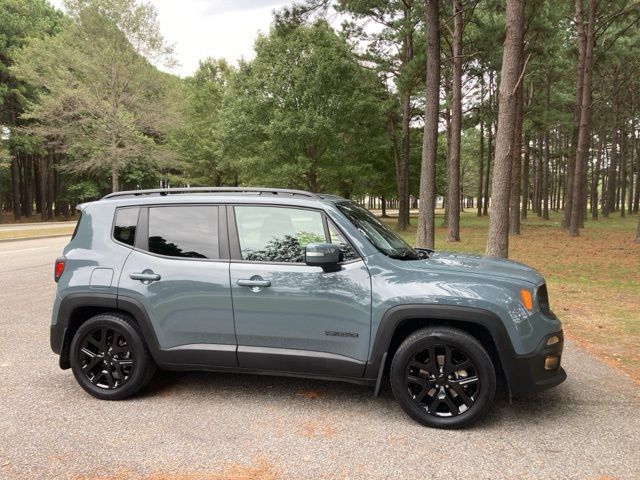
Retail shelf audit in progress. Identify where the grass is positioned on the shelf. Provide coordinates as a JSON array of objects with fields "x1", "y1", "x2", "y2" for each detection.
[
  {"x1": 0, "y1": 212, "x2": 79, "y2": 224},
  {"x1": 0, "y1": 225, "x2": 75, "y2": 241},
  {"x1": 380, "y1": 209, "x2": 640, "y2": 382}
]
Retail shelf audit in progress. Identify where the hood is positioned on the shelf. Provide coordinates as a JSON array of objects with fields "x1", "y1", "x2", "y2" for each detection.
[{"x1": 411, "y1": 251, "x2": 544, "y2": 285}]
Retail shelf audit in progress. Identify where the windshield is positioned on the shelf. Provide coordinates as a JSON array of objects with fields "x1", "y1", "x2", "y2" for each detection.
[{"x1": 337, "y1": 202, "x2": 419, "y2": 260}]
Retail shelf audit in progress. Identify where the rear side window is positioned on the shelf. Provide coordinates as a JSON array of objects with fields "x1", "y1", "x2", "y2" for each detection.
[
  {"x1": 113, "y1": 208, "x2": 139, "y2": 247},
  {"x1": 71, "y1": 212, "x2": 82, "y2": 240},
  {"x1": 148, "y1": 206, "x2": 219, "y2": 259}
]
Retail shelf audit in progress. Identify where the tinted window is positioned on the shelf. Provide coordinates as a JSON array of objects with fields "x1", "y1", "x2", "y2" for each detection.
[
  {"x1": 71, "y1": 212, "x2": 82, "y2": 240},
  {"x1": 113, "y1": 208, "x2": 139, "y2": 247},
  {"x1": 329, "y1": 222, "x2": 359, "y2": 262},
  {"x1": 148, "y1": 206, "x2": 219, "y2": 259},
  {"x1": 235, "y1": 206, "x2": 326, "y2": 263},
  {"x1": 336, "y1": 202, "x2": 418, "y2": 260}
]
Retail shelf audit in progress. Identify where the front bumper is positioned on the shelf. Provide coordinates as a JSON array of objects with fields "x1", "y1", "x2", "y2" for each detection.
[{"x1": 507, "y1": 330, "x2": 566, "y2": 396}]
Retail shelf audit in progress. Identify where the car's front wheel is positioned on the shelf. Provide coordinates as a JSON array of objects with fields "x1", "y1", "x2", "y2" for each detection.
[
  {"x1": 69, "y1": 313, "x2": 156, "y2": 400},
  {"x1": 390, "y1": 327, "x2": 496, "y2": 429}
]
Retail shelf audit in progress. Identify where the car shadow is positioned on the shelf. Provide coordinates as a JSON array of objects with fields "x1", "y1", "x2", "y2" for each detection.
[{"x1": 139, "y1": 369, "x2": 573, "y2": 429}]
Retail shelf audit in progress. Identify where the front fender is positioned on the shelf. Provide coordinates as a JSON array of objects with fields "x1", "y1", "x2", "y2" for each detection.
[{"x1": 364, "y1": 304, "x2": 514, "y2": 381}]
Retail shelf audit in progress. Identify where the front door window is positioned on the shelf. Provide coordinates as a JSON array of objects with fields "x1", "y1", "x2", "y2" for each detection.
[{"x1": 234, "y1": 206, "x2": 326, "y2": 263}]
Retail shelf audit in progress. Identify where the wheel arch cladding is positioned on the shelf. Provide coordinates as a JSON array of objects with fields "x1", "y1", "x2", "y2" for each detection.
[
  {"x1": 367, "y1": 305, "x2": 513, "y2": 389},
  {"x1": 55, "y1": 293, "x2": 158, "y2": 369}
]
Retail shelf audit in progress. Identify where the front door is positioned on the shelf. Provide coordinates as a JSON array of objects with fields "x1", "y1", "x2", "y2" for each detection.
[
  {"x1": 118, "y1": 204, "x2": 236, "y2": 367},
  {"x1": 229, "y1": 205, "x2": 371, "y2": 377}
]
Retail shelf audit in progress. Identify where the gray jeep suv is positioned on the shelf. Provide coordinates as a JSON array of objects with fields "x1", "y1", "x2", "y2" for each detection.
[{"x1": 50, "y1": 187, "x2": 566, "y2": 428}]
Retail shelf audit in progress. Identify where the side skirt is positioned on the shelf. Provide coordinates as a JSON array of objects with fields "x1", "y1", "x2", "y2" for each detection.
[{"x1": 156, "y1": 363, "x2": 376, "y2": 387}]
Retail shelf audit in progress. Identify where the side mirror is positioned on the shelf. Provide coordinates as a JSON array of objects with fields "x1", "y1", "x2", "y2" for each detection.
[{"x1": 305, "y1": 243, "x2": 341, "y2": 272}]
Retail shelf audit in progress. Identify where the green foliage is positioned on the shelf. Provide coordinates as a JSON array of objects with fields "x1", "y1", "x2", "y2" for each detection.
[
  {"x1": 64, "y1": 180, "x2": 101, "y2": 203},
  {"x1": 223, "y1": 20, "x2": 388, "y2": 196},
  {"x1": 0, "y1": 0, "x2": 64, "y2": 126},
  {"x1": 171, "y1": 58, "x2": 236, "y2": 186},
  {"x1": 10, "y1": 0, "x2": 178, "y2": 190},
  {"x1": 1, "y1": 0, "x2": 638, "y2": 213}
]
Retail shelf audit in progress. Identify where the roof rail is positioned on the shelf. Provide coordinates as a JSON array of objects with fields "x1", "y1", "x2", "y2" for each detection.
[{"x1": 101, "y1": 187, "x2": 319, "y2": 200}]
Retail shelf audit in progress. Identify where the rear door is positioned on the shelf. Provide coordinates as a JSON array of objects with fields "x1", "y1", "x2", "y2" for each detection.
[
  {"x1": 228, "y1": 205, "x2": 371, "y2": 377},
  {"x1": 118, "y1": 204, "x2": 236, "y2": 367}
]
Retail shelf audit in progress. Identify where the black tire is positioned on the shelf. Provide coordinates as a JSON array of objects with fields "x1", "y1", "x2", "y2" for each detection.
[
  {"x1": 69, "y1": 313, "x2": 156, "y2": 400},
  {"x1": 390, "y1": 327, "x2": 496, "y2": 429}
]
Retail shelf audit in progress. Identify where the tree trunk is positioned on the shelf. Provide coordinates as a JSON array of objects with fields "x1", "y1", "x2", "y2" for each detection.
[
  {"x1": 47, "y1": 157, "x2": 55, "y2": 220},
  {"x1": 532, "y1": 139, "x2": 539, "y2": 214},
  {"x1": 627, "y1": 119, "x2": 634, "y2": 214},
  {"x1": 484, "y1": 120, "x2": 492, "y2": 216},
  {"x1": 35, "y1": 159, "x2": 42, "y2": 216},
  {"x1": 39, "y1": 156, "x2": 48, "y2": 222},
  {"x1": 477, "y1": 112, "x2": 484, "y2": 217},
  {"x1": 416, "y1": 0, "x2": 440, "y2": 249},
  {"x1": 442, "y1": 100, "x2": 451, "y2": 227},
  {"x1": 604, "y1": 99, "x2": 618, "y2": 217},
  {"x1": 483, "y1": 72, "x2": 494, "y2": 217},
  {"x1": 591, "y1": 128, "x2": 603, "y2": 219},
  {"x1": 445, "y1": 0, "x2": 462, "y2": 242},
  {"x1": 536, "y1": 136, "x2": 542, "y2": 216},
  {"x1": 397, "y1": 90, "x2": 411, "y2": 230},
  {"x1": 569, "y1": 0, "x2": 596, "y2": 237},
  {"x1": 11, "y1": 156, "x2": 21, "y2": 220},
  {"x1": 620, "y1": 124, "x2": 627, "y2": 218},
  {"x1": 508, "y1": 60, "x2": 524, "y2": 234},
  {"x1": 634, "y1": 131, "x2": 640, "y2": 213},
  {"x1": 521, "y1": 133, "x2": 530, "y2": 220},
  {"x1": 111, "y1": 162, "x2": 120, "y2": 193},
  {"x1": 22, "y1": 157, "x2": 33, "y2": 218},
  {"x1": 542, "y1": 130, "x2": 550, "y2": 220},
  {"x1": 563, "y1": 0, "x2": 586, "y2": 229},
  {"x1": 397, "y1": 17, "x2": 414, "y2": 231},
  {"x1": 486, "y1": 0, "x2": 524, "y2": 257}
]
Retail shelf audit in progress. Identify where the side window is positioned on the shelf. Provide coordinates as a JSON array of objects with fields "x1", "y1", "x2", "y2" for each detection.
[
  {"x1": 113, "y1": 208, "x2": 139, "y2": 247},
  {"x1": 328, "y1": 222, "x2": 359, "y2": 262},
  {"x1": 148, "y1": 206, "x2": 219, "y2": 259},
  {"x1": 71, "y1": 212, "x2": 83, "y2": 240},
  {"x1": 235, "y1": 206, "x2": 326, "y2": 263}
]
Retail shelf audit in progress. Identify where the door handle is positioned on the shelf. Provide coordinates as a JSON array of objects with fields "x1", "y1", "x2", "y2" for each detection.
[
  {"x1": 130, "y1": 272, "x2": 161, "y2": 282},
  {"x1": 237, "y1": 279, "x2": 271, "y2": 288}
]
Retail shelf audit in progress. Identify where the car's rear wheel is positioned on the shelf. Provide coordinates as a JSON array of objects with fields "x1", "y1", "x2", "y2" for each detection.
[
  {"x1": 69, "y1": 313, "x2": 156, "y2": 400},
  {"x1": 390, "y1": 327, "x2": 496, "y2": 429}
]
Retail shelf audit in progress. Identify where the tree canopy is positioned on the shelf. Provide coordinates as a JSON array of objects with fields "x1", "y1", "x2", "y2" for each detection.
[{"x1": 0, "y1": 0, "x2": 638, "y2": 248}]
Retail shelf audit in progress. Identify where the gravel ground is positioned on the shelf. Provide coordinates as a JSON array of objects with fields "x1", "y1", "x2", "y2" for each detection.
[{"x1": 1, "y1": 236, "x2": 639, "y2": 480}]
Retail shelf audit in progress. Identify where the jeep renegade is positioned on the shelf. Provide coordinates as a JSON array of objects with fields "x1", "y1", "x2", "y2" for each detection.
[{"x1": 50, "y1": 187, "x2": 566, "y2": 428}]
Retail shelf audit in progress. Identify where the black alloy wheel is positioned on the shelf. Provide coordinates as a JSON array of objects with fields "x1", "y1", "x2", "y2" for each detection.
[
  {"x1": 70, "y1": 313, "x2": 156, "y2": 400},
  {"x1": 405, "y1": 343, "x2": 480, "y2": 417},
  {"x1": 78, "y1": 326, "x2": 135, "y2": 390},
  {"x1": 390, "y1": 327, "x2": 496, "y2": 429}
]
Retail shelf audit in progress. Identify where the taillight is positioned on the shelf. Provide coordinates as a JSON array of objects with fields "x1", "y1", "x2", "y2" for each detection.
[{"x1": 54, "y1": 257, "x2": 66, "y2": 282}]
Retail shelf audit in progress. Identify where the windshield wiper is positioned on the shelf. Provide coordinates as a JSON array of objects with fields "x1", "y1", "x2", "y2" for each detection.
[
  {"x1": 415, "y1": 248, "x2": 433, "y2": 259},
  {"x1": 390, "y1": 249, "x2": 420, "y2": 260}
]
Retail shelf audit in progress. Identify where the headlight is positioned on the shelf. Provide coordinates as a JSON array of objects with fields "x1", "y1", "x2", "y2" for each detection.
[
  {"x1": 537, "y1": 284, "x2": 556, "y2": 318},
  {"x1": 520, "y1": 288, "x2": 533, "y2": 311}
]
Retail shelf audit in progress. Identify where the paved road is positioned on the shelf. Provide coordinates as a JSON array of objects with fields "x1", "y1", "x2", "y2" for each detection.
[{"x1": 1, "y1": 237, "x2": 639, "y2": 480}]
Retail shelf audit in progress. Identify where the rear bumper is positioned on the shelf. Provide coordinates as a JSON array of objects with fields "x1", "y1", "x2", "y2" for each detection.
[
  {"x1": 50, "y1": 323, "x2": 65, "y2": 355},
  {"x1": 507, "y1": 330, "x2": 566, "y2": 396}
]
